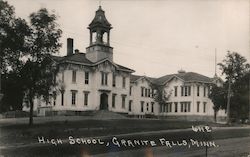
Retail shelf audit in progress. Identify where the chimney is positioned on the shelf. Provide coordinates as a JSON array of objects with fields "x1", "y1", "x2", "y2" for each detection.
[
  {"x1": 75, "y1": 49, "x2": 80, "y2": 54},
  {"x1": 67, "y1": 38, "x2": 73, "y2": 56},
  {"x1": 178, "y1": 69, "x2": 186, "y2": 74}
]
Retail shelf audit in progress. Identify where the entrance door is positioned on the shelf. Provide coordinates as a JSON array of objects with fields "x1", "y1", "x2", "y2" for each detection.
[{"x1": 100, "y1": 93, "x2": 108, "y2": 110}]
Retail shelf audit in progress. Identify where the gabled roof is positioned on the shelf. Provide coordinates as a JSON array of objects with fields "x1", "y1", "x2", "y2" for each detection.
[
  {"x1": 130, "y1": 74, "x2": 156, "y2": 83},
  {"x1": 154, "y1": 72, "x2": 213, "y2": 85},
  {"x1": 153, "y1": 74, "x2": 174, "y2": 84},
  {"x1": 147, "y1": 77, "x2": 156, "y2": 82},
  {"x1": 61, "y1": 53, "x2": 93, "y2": 65},
  {"x1": 52, "y1": 53, "x2": 134, "y2": 73},
  {"x1": 130, "y1": 75, "x2": 142, "y2": 83},
  {"x1": 115, "y1": 64, "x2": 135, "y2": 72},
  {"x1": 177, "y1": 72, "x2": 213, "y2": 83}
]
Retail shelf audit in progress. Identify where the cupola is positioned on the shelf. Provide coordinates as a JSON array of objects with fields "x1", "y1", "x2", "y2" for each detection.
[{"x1": 86, "y1": 6, "x2": 113, "y2": 62}]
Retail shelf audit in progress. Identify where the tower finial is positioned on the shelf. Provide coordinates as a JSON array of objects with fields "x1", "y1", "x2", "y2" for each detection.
[
  {"x1": 99, "y1": 0, "x2": 101, "y2": 7},
  {"x1": 214, "y1": 48, "x2": 218, "y2": 77}
]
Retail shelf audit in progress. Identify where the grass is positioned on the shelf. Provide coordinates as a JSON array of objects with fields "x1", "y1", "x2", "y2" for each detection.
[
  {"x1": 0, "y1": 117, "x2": 226, "y2": 146},
  {"x1": 1, "y1": 117, "x2": 250, "y2": 157}
]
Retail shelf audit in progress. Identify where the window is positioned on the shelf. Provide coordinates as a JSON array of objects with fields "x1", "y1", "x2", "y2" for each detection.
[
  {"x1": 203, "y1": 102, "x2": 207, "y2": 113},
  {"x1": 72, "y1": 70, "x2": 76, "y2": 83},
  {"x1": 129, "y1": 86, "x2": 132, "y2": 95},
  {"x1": 146, "y1": 103, "x2": 149, "y2": 111},
  {"x1": 174, "y1": 102, "x2": 178, "y2": 112},
  {"x1": 184, "y1": 103, "x2": 187, "y2": 112},
  {"x1": 188, "y1": 86, "x2": 191, "y2": 96},
  {"x1": 184, "y1": 87, "x2": 188, "y2": 96},
  {"x1": 101, "y1": 72, "x2": 108, "y2": 85},
  {"x1": 181, "y1": 103, "x2": 184, "y2": 112},
  {"x1": 204, "y1": 87, "x2": 206, "y2": 97},
  {"x1": 180, "y1": 102, "x2": 191, "y2": 112},
  {"x1": 151, "y1": 102, "x2": 154, "y2": 113},
  {"x1": 112, "y1": 94, "x2": 116, "y2": 108},
  {"x1": 53, "y1": 91, "x2": 56, "y2": 106},
  {"x1": 141, "y1": 101, "x2": 144, "y2": 112},
  {"x1": 145, "y1": 88, "x2": 148, "y2": 97},
  {"x1": 122, "y1": 77, "x2": 126, "y2": 88},
  {"x1": 197, "y1": 85, "x2": 200, "y2": 96},
  {"x1": 129, "y1": 100, "x2": 132, "y2": 111},
  {"x1": 141, "y1": 87, "x2": 144, "y2": 97},
  {"x1": 53, "y1": 97, "x2": 56, "y2": 106},
  {"x1": 187, "y1": 102, "x2": 191, "y2": 112},
  {"x1": 151, "y1": 89, "x2": 154, "y2": 98},
  {"x1": 182, "y1": 86, "x2": 191, "y2": 96},
  {"x1": 174, "y1": 86, "x2": 178, "y2": 97},
  {"x1": 84, "y1": 92, "x2": 89, "y2": 106},
  {"x1": 197, "y1": 101, "x2": 200, "y2": 112},
  {"x1": 112, "y1": 74, "x2": 116, "y2": 87},
  {"x1": 71, "y1": 90, "x2": 77, "y2": 105},
  {"x1": 148, "y1": 89, "x2": 151, "y2": 97},
  {"x1": 181, "y1": 86, "x2": 184, "y2": 96},
  {"x1": 105, "y1": 73, "x2": 108, "y2": 85},
  {"x1": 85, "y1": 72, "x2": 89, "y2": 84},
  {"x1": 61, "y1": 90, "x2": 64, "y2": 106},
  {"x1": 122, "y1": 95, "x2": 126, "y2": 108},
  {"x1": 166, "y1": 103, "x2": 172, "y2": 112}
]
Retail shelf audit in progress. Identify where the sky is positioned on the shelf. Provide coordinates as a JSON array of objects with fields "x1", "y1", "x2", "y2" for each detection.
[{"x1": 6, "y1": 0, "x2": 250, "y2": 78}]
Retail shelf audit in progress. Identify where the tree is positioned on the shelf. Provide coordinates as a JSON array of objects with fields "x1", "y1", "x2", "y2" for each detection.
[
  {"x1": 21, "y1": 8, "x2": 62, "y2": 125},
  {"x1": 230, "y1": 72, "x2": 250, "y2": 121},
  {"x1": 1, "y1": 72, "x2": 24, "y2": 112},
  {"x1": 209, "y1": 84, "x2": 227, "y2": 122},
  {"x1": 1, "y1": 1, "x2": 62, "y2": 125},
  {"x1": 0, "y1": 0, "x2": 30, "y2": 112},
  {"x1": 0, "y1": 0, "x2": 30, "y2": 72},
  {"x1": 218, "y1": 51, "x2": 250, "y2": 124},
  {"x1": 151, "y1": 83, "x2": 171, "y2": 114}
]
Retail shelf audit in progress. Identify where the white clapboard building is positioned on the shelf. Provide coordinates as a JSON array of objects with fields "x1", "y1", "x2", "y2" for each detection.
[{"x1": 23, "y1": 6, "x2": 226, "y2": 121}]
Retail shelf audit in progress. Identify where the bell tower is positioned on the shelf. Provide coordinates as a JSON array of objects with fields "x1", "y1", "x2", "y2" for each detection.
[{"x1": 86, "y1": 6, "x2": 113, "y2": 63}]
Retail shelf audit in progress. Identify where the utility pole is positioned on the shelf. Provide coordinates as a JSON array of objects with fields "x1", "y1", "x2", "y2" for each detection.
[
  {"x1": 249, "y1": 74, "x2": 250, "y2": 122},
  {"x1": 0, "y1": 65, "x2": 2, "y2": 100},
  {"x1": 0, "y1": 40, "x2": 3, "y2": 103},
  {"x1": 226, "y1": 78, "x2": 231, "y2": 124},
  {"x1": 214, "y1": 48, "x2": 217, "y2": 77}
]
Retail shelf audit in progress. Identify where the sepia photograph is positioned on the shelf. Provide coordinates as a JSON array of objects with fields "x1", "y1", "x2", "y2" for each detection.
[{"x1": 0, "y1": 0, "x2": 250, "y2": 156}]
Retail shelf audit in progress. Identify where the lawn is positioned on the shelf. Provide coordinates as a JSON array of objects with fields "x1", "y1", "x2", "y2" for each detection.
[
  {"x1": 0, "y1": 116, "x2": 226, "y2": 146},
  {"x1": 1, "y1": 116, "x2": 250, "y2": 157}
]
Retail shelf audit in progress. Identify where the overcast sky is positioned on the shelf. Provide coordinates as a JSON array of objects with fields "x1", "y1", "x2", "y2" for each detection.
[{"x1": 7, "y1": 0, "x2": 250, "y2": 78}]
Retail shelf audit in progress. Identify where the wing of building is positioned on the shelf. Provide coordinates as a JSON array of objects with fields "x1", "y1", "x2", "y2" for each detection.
[{"x1": 23, "y1": 6, "x2": 226, "y2": 121}]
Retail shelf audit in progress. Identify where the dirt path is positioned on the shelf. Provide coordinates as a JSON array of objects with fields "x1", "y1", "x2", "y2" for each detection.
[{"x1": 94, "y1": 137, "x2": 250, "y2": 157}]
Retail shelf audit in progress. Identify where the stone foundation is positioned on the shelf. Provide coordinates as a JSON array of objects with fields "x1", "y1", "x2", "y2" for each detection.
[
  {"x1": 158, "y1": 115, "x2": 226, "y2": 122},
  {"x1": 43, "y1": 110, "x2": 95, "y2": 116},
  {"x1": 38, "y1": 109, "x2": 227, "y2": 122}
]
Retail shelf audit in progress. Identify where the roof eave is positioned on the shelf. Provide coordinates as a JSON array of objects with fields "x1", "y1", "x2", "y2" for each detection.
[
  {"x1": 161, "y1": 75, "x2": 184, "y2": 85},
  {"x1": 60, "y1": 60, "x2": 92, "y2": 66},
  {"x1": 59, "y1": 59, "x2": 135, "y2": 73},
  {"x1": 184, "y1": 80, "x2": 213, "y2": 84}
]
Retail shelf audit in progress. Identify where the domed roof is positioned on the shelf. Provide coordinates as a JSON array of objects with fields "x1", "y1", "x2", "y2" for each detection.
[{"x1": 88, "y1": 6, "x2": 112, "y2": 29}]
